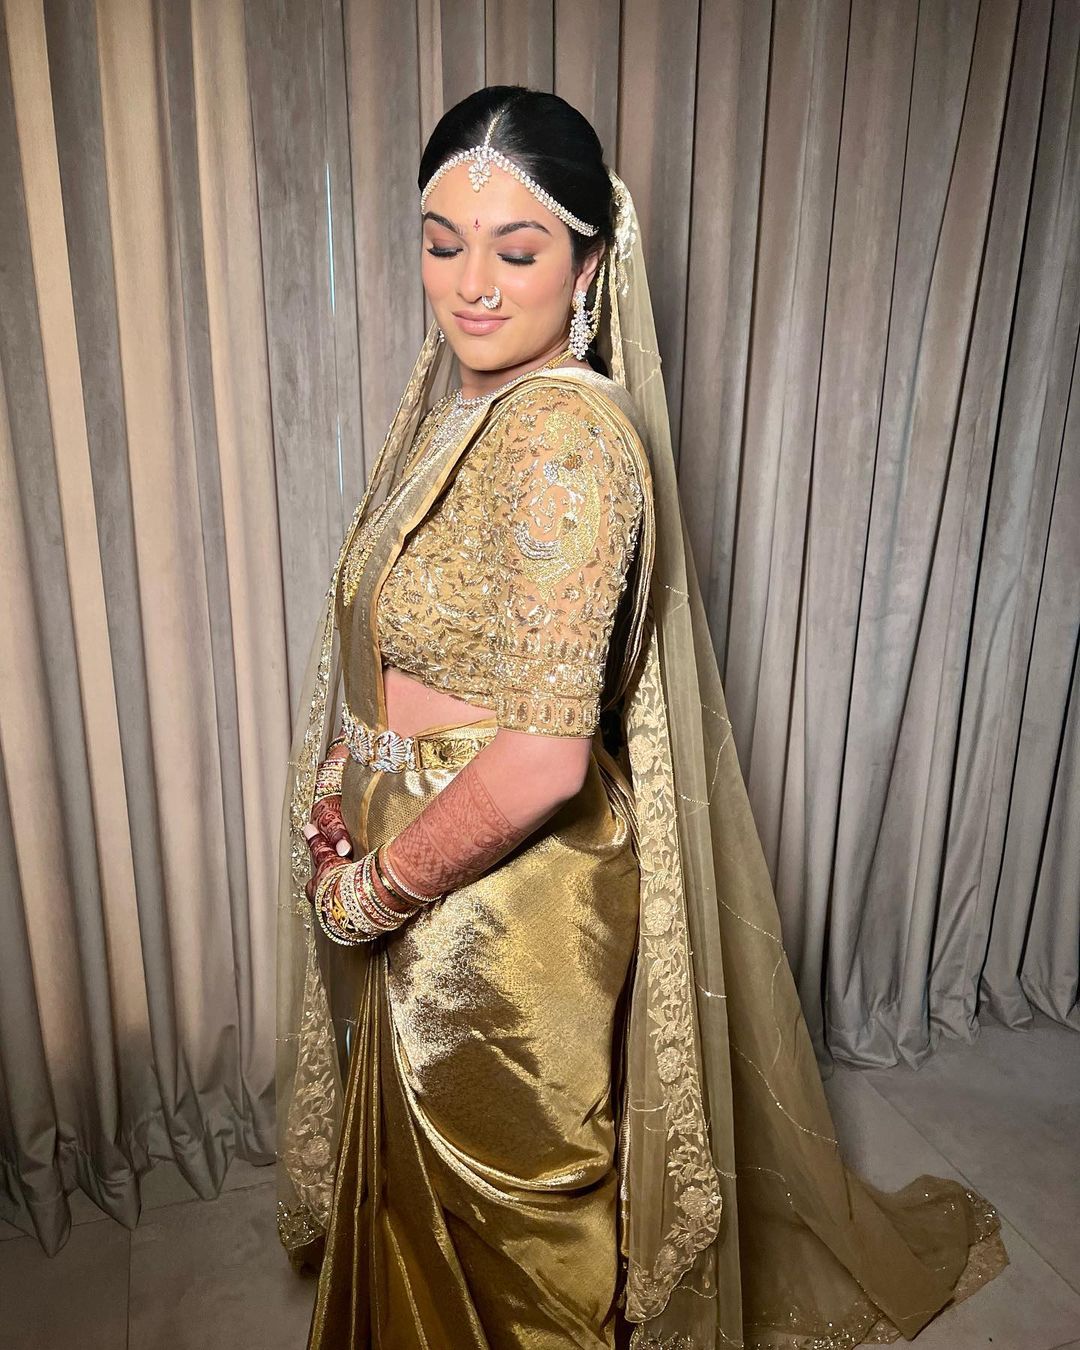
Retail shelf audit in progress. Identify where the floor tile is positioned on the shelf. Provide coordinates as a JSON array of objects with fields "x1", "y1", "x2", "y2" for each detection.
[
  {"x1": 135, "y1": 1154, "x2": 277, "y2": 1213},
  {"x1": 221, "y1": 1157, "x2": 277, "y2": 1193},
  {"x1": 823, "y1": 1061, "x2": 967, "y2": 1187},
  {"x1": 136, "y1": 1159, "x2": 201, "y2": 1209},
  {"x1": 0, "y1": 1219, "x2": 129, "y2": 1350},
  {"x1": 129, "y1": 1182, "x2": 316, "y2": 1350},
  {"x1": 824, "y1": 1063, "x2": 1080, "y2": 1350},
  {"x1": 859, "y1": 1013, "x2": 1080, "y2": 1291},
  {"x1": 905, "y1": 1217, "x2": 1080, "y2": 1350},
  {"x1": 0, "y1": 1183, "x2": 117, "y2": 1239},
  {"x1": 68, "y1": 1186, "x2": 121, "y2": 1228},
  {"x1": 0, "y1": 1156, "x2": 273, "y2": 1240}
]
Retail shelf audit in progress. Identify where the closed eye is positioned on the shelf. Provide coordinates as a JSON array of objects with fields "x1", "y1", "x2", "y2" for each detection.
[{"x1": 426, "y1": 246, "x2": 535, "y2": 266}]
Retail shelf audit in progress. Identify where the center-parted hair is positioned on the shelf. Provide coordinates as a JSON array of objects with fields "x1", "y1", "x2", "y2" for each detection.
[{"x1": 419, "y1": 86, "x2": 615, "y2": 279}]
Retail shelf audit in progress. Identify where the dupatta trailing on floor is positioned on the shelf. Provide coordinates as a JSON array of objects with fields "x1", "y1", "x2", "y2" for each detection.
[{"x1": 276, "y1": 170, "x2": 1006, "y2": 1348}]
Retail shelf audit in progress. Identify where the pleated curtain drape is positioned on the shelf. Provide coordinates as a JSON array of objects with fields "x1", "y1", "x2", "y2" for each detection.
[
  {"x1": 1, "y1": 0, "x2": 1077, "y2": 1257},
  {"x1": 0, "y1": 0, "x2": 291, "y2": 1252}
]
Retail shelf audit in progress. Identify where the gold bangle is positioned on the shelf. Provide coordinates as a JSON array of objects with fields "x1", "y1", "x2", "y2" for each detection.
[
  {"x1": 314, "y1": 863, "x2": 344, "y2": 910},
  {"x1": 357, "y1": 852, "x2": 409, "y2": 930},
  {"x1": 338, "y1": 861, "x2": 381, "y2": 939},
  {"x1": 371, "y1": 847, "x2": 423, "y2": 913},
  {"x1": 313, "y1": 755, "x2": 346, "y2": 805},
  {"x1": 314, "y1": 865, "x2": 367, "y2": 946},
  {"x1": 378, "y1": 846, "x2": 444, "y2": 906}
]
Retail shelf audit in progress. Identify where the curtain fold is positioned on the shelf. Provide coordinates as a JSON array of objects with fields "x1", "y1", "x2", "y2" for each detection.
[
  {"x1": 1, "y1": 0, "x2": 1076, "y2": 1257},
  {"x1": 0, "y1": 0, "x2": 289, "y2": 1253}
]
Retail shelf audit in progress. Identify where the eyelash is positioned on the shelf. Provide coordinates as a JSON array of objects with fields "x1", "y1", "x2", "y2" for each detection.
[{"x1": 426, "y1": 246, "x2": 535, "y2": 266}]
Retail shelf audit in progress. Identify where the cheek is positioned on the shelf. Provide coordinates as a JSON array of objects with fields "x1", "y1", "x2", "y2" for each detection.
[
  {"x1": 504, "y1": 260, "x2": 568, "y2": 314},
  {"x1": 421, "y1": 253, "x2": 451, "y2": 302}
]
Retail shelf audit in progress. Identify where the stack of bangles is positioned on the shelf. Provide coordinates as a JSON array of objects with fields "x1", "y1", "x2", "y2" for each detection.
[
  {"x1": 314, "y1": 844, "x2": 445, "y2": 946},
  {"x1": 312, "y1": 736, "x2": 348, "y2": 804}
]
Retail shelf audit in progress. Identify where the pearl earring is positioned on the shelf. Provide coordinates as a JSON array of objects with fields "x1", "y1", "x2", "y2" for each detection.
[
  {"x1": 569, "y1": 289, "x2": 591, "y2": 360},
  {"x1": 568, "y1": 260, "x2": 606, "y2": 361}
]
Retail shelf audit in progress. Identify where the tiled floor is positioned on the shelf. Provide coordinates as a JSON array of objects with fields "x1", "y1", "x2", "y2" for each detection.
[{"x1": 1, "y1": 1012, "x2": 1077, "y2": 1350}]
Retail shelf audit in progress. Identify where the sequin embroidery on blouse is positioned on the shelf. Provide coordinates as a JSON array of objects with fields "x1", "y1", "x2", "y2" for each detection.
[{"x1": 376, "y1": 382, "x2": 644, "y2": 736}]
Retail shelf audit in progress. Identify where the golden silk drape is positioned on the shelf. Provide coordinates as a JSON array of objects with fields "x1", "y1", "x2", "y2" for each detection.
[{"x1": 309, "y1": 733, "x2": 640, "y2": 1349}]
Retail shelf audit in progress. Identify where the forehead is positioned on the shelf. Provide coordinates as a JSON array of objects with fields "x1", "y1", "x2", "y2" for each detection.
[{"x1": 423, "y1": 161, "x2": 565, "y2": 235}]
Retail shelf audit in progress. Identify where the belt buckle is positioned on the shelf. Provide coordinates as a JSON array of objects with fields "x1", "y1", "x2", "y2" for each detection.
[
  {"x1": 371, "y1": 728, "x2": 416, "y2": 773},
  {"x1": 343, "y1": 713, "x2": 372, "y2": 766}
]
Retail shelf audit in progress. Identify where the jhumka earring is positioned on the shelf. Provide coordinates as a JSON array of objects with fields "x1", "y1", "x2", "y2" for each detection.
[
  {"x1": 569, "y1": 289, "x2": 590, "y2": 360},
  {"x1": 480, "y1": 286, "x2": 502, "y2": 310},
  {"x1": 568, "y1": 258, "x2": 607, "y2": 360}
]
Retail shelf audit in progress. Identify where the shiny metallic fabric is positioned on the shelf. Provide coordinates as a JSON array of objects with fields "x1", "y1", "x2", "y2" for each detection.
[{"x1": 308, "y1": 727, "x2": 639, "y2": 1349}]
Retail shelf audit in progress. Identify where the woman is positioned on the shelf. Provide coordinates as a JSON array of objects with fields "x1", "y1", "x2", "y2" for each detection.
[{"x1": 277, "y1": 87, "x2": 1006, "y2": 1350}]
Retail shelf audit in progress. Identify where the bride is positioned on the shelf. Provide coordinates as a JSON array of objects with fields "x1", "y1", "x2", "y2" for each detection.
[{"x1": 276, "y1": 85, "x2": 1006, "y2": 1349}]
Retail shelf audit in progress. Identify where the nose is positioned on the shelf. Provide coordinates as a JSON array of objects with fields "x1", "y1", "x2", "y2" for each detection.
[{"x1": 458, "y1": 249, "x2": 494, "y2": 304}]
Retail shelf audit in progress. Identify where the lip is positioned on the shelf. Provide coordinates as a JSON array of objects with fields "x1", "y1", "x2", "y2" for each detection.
[{"x1": 452, "y1": 311, "x2": 509, "y2": 336}]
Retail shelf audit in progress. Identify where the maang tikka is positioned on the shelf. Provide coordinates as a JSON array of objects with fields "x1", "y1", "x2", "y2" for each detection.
[{"x1": 420, "y1": 108, "x2": 600, "y2": 240}]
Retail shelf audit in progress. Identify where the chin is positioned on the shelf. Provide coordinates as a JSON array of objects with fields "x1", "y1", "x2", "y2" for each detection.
[{"x1": 446, "y1": 335, "x2": 517, "y2": 371}]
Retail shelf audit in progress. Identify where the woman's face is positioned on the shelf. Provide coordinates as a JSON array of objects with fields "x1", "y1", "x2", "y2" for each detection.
[{"x1": 421, "y1": 162, "x2": 601, "y2": 373}]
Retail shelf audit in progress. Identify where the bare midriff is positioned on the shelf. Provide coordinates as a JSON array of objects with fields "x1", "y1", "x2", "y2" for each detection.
[{"x1": 382, "y1": 663, "x2": 496, "y2": 739}]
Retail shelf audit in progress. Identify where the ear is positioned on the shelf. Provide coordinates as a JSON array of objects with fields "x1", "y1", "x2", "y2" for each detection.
[{"x1": 572, "y1": 243, "x2": 605, "y2": 297}]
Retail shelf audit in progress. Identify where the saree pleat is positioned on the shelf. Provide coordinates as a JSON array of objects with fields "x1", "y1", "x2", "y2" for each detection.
[{"x1": 308, "y1": 736, "x2": 640, "y2": 1349}]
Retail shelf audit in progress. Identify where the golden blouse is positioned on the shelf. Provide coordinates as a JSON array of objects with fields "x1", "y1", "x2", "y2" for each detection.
[{"x1": 372, "y1": 381, "x2": 645, "y2": 736}]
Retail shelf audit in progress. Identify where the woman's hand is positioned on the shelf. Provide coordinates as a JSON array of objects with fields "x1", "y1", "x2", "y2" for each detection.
[
  {"x1": 302, "y1": 824, "x2": 344, "y2": 906},
  {"x1": 309, "y1": 744, "x2": 354, "y2": 862},
  {"x1": 311, "y1": 793, "x2": 353, "y2": 859}
]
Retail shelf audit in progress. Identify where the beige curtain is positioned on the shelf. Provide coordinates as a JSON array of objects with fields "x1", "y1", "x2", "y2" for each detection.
[
  {"x1": 334, "y1": 0, "x2": 1080, "y2": 1066},
  {"x1": 2, "y1": 0, "x2": 1077, "y2": 1256},
  {"x1": 0, "y1": 0, "x2": 291, "y2": 1252}
]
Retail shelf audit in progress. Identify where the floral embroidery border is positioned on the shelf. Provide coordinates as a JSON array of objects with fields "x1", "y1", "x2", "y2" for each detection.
[{"x1": 623, "y1": 617, "x2": 724, "y2": 1319}]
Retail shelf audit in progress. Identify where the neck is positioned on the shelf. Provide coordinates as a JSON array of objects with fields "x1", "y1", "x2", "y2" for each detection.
[{"x1": 458, "y1": 333, "x2": 589, "y2": 401}]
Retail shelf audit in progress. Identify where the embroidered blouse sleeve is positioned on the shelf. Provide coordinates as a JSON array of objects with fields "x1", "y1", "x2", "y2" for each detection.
[{"x1": 487, "y1": 386, "x2": 645, "y2": 736}]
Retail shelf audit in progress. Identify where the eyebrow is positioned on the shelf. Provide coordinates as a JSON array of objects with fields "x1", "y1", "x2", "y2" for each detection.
[{"x1": 422, "y1": 211, "x2": 552, "y2": 239}]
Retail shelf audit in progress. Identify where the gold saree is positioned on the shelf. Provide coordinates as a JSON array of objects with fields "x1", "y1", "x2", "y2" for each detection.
[
  {"x1": 276, "y1": 171, "x2": 1007, "y2": 1348},
  {"x1": 311, "y1": 725, "x2": 640, "y2": 1348}
]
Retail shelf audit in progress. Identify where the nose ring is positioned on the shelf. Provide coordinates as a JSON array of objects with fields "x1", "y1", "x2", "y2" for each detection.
[{"x1": 480, "y1": 286, "x2": 502, "y2": 311}]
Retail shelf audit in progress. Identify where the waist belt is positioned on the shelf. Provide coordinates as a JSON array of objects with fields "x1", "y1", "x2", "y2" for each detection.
[{"x1": 341, "y1": 703, "x2": 496, "y2": 773}]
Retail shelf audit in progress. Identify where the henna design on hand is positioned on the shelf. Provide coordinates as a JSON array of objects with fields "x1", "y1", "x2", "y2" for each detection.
[
  {"x1": 305, "y1": 833, "x2": 343, "y2": 905},
  {"x1": 311, "y1": 796, "x2": 352, "y2": 856},
  {"x1": 381, "y1": 761, "x2": 529, "y2": 897}
]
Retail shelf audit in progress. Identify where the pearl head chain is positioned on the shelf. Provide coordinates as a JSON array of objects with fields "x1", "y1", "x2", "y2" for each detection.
[{"x1": 420, "y1": 109, "x2": 599, "y2": 239}]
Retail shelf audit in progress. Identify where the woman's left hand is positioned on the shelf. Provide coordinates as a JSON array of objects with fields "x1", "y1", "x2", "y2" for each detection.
[
  {"x1": 309, "y1": 743, "x2": 354, "y2": 860},
  {"x1": 311, "y1": 793, "x2": 353, "y2": 859},
  {"x1": 303, "y1": 823, "x2": 345, "y2": 906}
]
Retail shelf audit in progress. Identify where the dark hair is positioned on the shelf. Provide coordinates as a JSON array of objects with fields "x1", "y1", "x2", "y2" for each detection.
[{"x1": 419, "y1": 86, "x2": 615, "y2": 372}]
